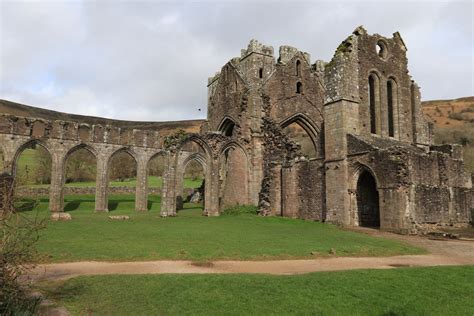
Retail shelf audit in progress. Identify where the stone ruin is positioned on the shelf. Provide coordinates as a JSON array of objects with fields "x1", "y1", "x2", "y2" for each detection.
[{"x1": 0, "y1": 26, "x2": 472, "y2": 233}]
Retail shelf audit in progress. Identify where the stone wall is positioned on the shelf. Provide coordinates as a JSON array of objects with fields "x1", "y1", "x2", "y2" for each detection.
[
  {"x1": 281, "y1": 159, "x2": 325, "y2": 220},
  {"x1": 15, "y1": 186, "x2": 168, "y2": 197}
]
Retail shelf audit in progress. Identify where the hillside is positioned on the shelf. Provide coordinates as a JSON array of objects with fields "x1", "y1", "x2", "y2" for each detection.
[
  {"x1": 0, "y1": 99, "x2": 204, "y2": 136},
  {"x1": 422, "y1": 96, "x2": 474, "y2": 172},
  {"x1": 422, "y1": 96, "x2": 474, "y2": 128}
]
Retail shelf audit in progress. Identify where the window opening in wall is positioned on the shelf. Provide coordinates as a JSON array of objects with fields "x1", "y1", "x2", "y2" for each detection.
[
  {"x1": 376, "y1": 40, "x2": 388, "y2": 59},
  {"x1": 369, "y1": 75, "x2": 376, "y2": 134},
  {"x1": 387, "y1": 80, "x2": 395, "y2": 137},
  {"x1": 259, "y1": 68, "x2": 263, "y2": 79},
  {"x1": 296, "y1": 82, "x2": 302, "y2": 94},
  {"x1": 296, "y1": 60, "x2": 301, "y2": 76}
]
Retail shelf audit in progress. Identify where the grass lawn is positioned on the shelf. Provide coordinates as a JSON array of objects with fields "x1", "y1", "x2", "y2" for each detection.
[
  {"x1": 20, "y1": 195, "x2": 424, "y2": 262},
  {"x1": 39, "y1": 266, "x2": 474, "y2": 315},
  {"x1": 24, "y1": 176, "x2": 203, "y2": 189}
]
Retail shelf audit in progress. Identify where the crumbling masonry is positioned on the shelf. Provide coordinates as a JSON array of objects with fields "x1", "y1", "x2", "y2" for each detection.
[{"x1": 0, "y1": 26, "x2": 472, "y2": 233}]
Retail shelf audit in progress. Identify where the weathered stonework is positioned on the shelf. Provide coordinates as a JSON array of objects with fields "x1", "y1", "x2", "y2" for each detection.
[{"x1": 0, "y1": 26, "x2": 471, "y2": 233}]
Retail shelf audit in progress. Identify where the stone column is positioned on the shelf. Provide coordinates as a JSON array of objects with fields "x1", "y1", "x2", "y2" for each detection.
[
  {"x1": 160, "y1": 152, "x2": 177, "y2": 216},
  {"x1": 135, "y1": 158, "x2": 148, "y2": 212},
  {"x1": 49, "y1": 151, "x2": 69, "y2": 220},
  {"x1": 269, "y1": 163, "x2": 282, "y2": 216},
  {"x1": 95, "y1": 153, "x2": 109, "y2": 212},
  {"x1": 205, "y1": 157, "x2": 220, "y2": 216},
  {"x1": 281, "y1": 163, "x2": 299, "y2": 218}
]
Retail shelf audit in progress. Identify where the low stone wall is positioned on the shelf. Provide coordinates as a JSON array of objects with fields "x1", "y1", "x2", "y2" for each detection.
[
  {"x1": 16, "y1": 186, "x2": 198, "y2": 199},
  {"x1": 15, "y1": 186, "x2": 163, "y2": 197}
]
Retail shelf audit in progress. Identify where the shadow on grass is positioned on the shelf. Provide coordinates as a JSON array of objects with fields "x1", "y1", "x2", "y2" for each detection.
[
  {"x1": 108, "y1": 198, "x2": 136, "y2": 212},
  {"x1": 63, "y1": 199, "x2": 95, "y2": 212}
]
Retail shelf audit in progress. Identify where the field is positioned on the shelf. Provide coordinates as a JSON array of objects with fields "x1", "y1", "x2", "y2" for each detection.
[
  {"x1": 422, "y1": 96, "x2": 474, "y2": 172},
  {"x1": 20, "y1": 195, "x2": 423, "y2": 263},
  {"x1": 38, "y1": 266, "x2": 474, "y2": 315}
]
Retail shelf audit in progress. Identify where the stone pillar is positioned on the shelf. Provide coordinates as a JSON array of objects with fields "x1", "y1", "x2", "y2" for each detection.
[
  {"x1": 281, "y1": 163, "x2": 298, "y2": 218},
  {"x1": 174, "y1": 160, "x2": 184, "y2": 211},
  {"x1": 205, "y1": 157, "x2": 220, "y2": 216},
  {"x1": 269, "y1": 163, "x2": 282, "y2": 216},
  {"x1": 49, "y1": 151, "x2": 70, "y2": 220},
  {"x1": 160, "y1": 152, "x2": 177, "y2": 216},
  {"x1": 249, "y1": 135, "x2": 264, "y2": 206},
  {"x1": 324, "y1": 100, "x2": 359, "y2": 226},
  {"x1": 135, "y1": 158, "x2": 148, "y2": 212},
  {"x1": 95, "y1": 153, "x2": 109, "y2": 212}
]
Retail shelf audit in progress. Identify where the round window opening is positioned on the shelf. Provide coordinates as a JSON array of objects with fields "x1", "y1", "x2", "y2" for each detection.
[{"x1": 376, "y1": 40, "x2": 388, "y2": 60}]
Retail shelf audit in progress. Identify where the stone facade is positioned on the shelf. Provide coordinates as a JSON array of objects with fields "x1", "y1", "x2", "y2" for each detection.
[{"x1": 0, "y1": 26, "x2": 472, "y2": 233}]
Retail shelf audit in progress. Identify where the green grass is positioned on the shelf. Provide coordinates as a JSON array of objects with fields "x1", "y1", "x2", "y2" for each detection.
[
  {"x1": 21, "y1": 195, "x2": 424, "y2": 262},
  {"x1": 39, "y1": 266, "x2": 474, "y2": 315},
  {"x1": 22, "y1": 176, "x2": 203, "y2": 189}
]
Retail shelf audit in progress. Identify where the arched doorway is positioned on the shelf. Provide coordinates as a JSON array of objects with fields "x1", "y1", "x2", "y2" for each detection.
[
  {"x1": 64, "y1": 146, "x2": 97, "y2": 212},
  {"x1": 108, "y1": 150, "x2": 137, "y2": 211},
  {"x1": 356, "y1": 170, "x2": 380, "y2": 227},
  {"x1": 176, "y1": 138, "x2": 210, "y2": 215},
  {"x1": 13, "y1": 141, "x2": 52, "y2": 211},
  {"x1": 148, "y1": 152, "x2": 168, "y2": 211},
  {"x1": 180, "y1": 158, "x2": 205, "y2": 212}
]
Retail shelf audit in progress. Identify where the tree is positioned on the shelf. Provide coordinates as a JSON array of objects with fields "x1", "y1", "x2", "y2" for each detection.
[
  {"x1": 66, "y1": 149, "x2": 97, "y2": 183},
  {"x1": 109, "y1": 152, "x2": 136, "y2": 182}
]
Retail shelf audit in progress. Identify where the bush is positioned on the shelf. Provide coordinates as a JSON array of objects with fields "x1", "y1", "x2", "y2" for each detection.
[
  {"x1": 1, "y1": 180, "x2": 43, "y2": 315},
  {"x1": 448, "y1": 112, "x2": 464, "y2": 121},
  {"x1": 13, "y1": 198, "x2": 39, "y2": 212},
  {"x1": 221, "y1": 205, "x2": 258, "y2": 216}
]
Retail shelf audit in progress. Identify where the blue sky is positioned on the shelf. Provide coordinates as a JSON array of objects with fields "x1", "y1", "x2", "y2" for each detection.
[{"x1": 0, "y1": 0, "x2": 472, "y2": 121}]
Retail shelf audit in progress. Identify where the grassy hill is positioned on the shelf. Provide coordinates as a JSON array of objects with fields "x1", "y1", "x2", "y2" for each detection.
[{"x1": 422, "y1": 96, "x2": 474, "y2": 172}]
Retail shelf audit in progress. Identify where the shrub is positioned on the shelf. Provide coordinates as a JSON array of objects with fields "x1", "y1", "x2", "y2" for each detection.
[
  {"x1": 221, "y1": 205, "x2": 258, "y2": 216},
  {"x1": 448, "y1": 112, "x2": 463, "y2": 121},
  {"x1": 1, "y1": 177, "x2": 43, "y2": 315}
]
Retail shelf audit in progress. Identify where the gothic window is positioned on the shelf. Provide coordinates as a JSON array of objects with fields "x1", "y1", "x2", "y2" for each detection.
[
  {"x1": 369, "y1": 75, "x2": 377, "y2": 134},
  {"x1": 296, "y1": 60, "x2": 301, "y2": 76},
  {"x1": 387, "y1": 80, "x2": 395, "y2": 137}
]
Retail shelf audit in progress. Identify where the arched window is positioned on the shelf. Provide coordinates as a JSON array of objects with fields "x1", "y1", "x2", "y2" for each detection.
[
  {"x1": 296, "y1": 82, "x2": 303, "y2": 94},
  {"x1": 387, "y1": 80, "x2": 395, "y2": 137},
  {"x1": 296, "y1": 60, "x2": 301, "y2": 76},
  {"x1": 218, "y1": 118, "x2": 236, "y2": 137},
  {"x1": 368, "y1": 75, "x2": 377, "y2": 134},
  {"x1": 259, "y1": 68, "x2": 263, "y2": 79}
]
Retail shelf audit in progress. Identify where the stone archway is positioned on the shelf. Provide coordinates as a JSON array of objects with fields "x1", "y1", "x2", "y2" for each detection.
[{"x1": 356, "y1": 170, "x2": 380, "y2": 227}]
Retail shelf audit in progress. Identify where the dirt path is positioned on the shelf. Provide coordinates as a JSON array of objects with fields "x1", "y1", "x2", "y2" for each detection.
[{"x1": 28, "y1": 231, "x2": 474, "y2": 282}]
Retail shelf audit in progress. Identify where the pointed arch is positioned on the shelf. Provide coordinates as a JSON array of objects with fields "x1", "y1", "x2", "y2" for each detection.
[
  {"x1": 13, "y1": 139, "x2": 51, "y2": 176},
  {"x1": 217, "y1": 116, "x2": 237, "y2": 137},
  {"x1": 280, "y1": 113, "x2": 321, "y2": 158}
]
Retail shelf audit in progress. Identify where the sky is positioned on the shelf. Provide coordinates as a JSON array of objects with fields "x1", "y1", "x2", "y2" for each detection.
[{"x1": 0, "y1": 0, "x2": 473, "y2": 122}]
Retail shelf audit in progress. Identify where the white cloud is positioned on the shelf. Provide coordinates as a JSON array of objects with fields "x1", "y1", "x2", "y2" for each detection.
[{"x1": 0, "y1": 0, "x2": 472, "y2": 121}]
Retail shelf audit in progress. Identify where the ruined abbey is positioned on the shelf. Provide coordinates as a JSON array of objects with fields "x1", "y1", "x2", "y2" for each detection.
[{"x1": 0, "y1": 26, "x2": 472, "y2": 233}]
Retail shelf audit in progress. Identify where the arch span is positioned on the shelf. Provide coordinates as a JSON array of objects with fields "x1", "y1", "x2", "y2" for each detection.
[{"x1": 280, "y1": 113, "x2": 321, "y2": 158}]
